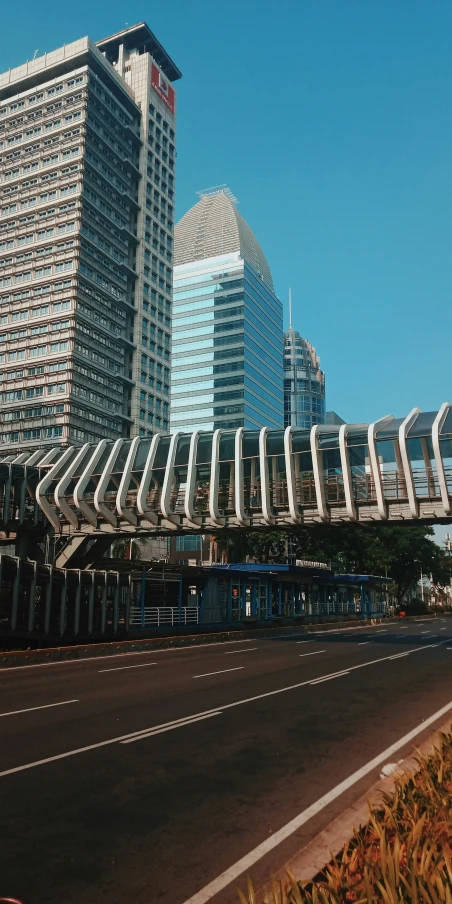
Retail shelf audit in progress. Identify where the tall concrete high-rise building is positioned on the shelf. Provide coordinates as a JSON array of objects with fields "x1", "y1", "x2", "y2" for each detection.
[
  {"x1": 170, "y1": 187, "x2": 284, "y2": 432},
  {"x1": 0, "y1": 23, "x2": 180, "y2": 451},
  {"x1": 283, "y1": 294, "x2": 325, "y2": 429}
]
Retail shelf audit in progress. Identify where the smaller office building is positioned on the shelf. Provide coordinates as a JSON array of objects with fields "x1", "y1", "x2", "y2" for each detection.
[{"x1": 284, "y1": 324, "x2": 325, "y2": 429}]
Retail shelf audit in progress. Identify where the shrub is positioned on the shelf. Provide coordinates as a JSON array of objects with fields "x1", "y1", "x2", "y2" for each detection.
[{"x1": 238, "y1": 727, "x2": 452, "y2": 904}]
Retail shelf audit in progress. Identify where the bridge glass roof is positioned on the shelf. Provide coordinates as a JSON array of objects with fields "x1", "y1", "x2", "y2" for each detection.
[
  {"x1": 197, "y1": 435, "x2": 213, "y2": 464},
  {"x1": 175, "y1": 436, "x2": 191, "y2": 465},
  {"x1": 135, "y1": 440, "x2": 153, "y2": 470},
  {"x1": 153, "y1": 437, "x2": 171, "y2": 469},
  {"x1": 219, "y1": 434, "x2": 235, "y2": 462},
  {"x1": 318, "y1": 431, "x2": 340, "y2": 449},
  {"x1": 375, "y1": 417, "x2": 404, "y2": 439},
  {"x1": 407, "y1": 412, "x2": 436, "y2": 437},
  {"x1": 267, "y1": 430, "x2": 285, "y2": 455},
  {"x1": 441, "y1": 409, "x2": 452, "y2": 435},
  {"x1": 242, "y1": 432, "x2": 260, "y2": 458},
  {"x1": 346, "y1": 424, "x2": 368, "y2": 446},
  {"x1": 113, "y1": 442, "x2": 133, "y2": 474}
]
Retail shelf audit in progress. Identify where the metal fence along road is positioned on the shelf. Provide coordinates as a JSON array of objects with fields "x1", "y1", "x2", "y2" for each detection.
[{"x1": 128, "y1": 606, "x2": 199, "y2": 627}]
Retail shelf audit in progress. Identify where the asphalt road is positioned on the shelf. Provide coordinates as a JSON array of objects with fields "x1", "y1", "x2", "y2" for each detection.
[{"x1": 1, "y1": 617, "x2": 452, "y2": 904}]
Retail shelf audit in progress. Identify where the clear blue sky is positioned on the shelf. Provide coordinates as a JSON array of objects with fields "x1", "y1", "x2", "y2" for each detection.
[{"x1": 2, "y1": 0, "x2": 451, "y2": 427}]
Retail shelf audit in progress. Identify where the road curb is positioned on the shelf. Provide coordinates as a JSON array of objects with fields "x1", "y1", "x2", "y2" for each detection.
[
  {"x1": 264, "y1": 713, "x2": 452, "y2": 896},
  {"x1": 0, "y1": 617, "x2": 390, "y2": 669}
]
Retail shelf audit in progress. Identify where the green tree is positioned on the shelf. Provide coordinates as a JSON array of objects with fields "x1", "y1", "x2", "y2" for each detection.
[
  {"x1": 213, "y1": 529, "x2": 251, "y2": 564},
  {"x1": 214, "y1": 529, "x2": 286, "y2": 563},
  {"x1": 215, "y1": 522, "x2": 452, "y2": 603},
  {"x1": 292, "y1": 523, "x2": 451, "y2": 602},
  {"x1": 245, "y1": 531, "x2": 287, "y2": 563}
]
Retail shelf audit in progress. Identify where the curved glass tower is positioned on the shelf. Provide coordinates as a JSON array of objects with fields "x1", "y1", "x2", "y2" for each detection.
[
  {"x1": 284, "y1": 325, "x2": 325, "y2": 428},
  {"x1": 170, "y1": 187, "x2": 284, "y2": 432}
]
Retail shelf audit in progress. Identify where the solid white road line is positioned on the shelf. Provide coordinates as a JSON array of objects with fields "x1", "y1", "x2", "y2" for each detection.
[
  {"x1": 224, "y1": 647, "x2": 258, "y2": 655},
  {"x1": 192, "y1": 667, "x2": 244, "y2": 679},
  {"x1": 0, "y1": 710, "x2": 222, "y2": 778},
  {"x1": 299, "y1": 650, "x2": 326, "y2": 658},
  {"x1": 0, "y1": 699, "x2": 78, "y2": 719},
  {"x1": 0, "y1": 639, "x2": 255, "y2": 673},
  {"x1": 98, "y1": 662, "x2": 157, "y2": 673},
  {"x1": 0, "y1": 640, "x2": 446, "y2": 779},
  {"x1": 310, "y1": 671, "x2": 350, "y2": 685},
  {"x1": 120, "y1": 712, "x2": 221, "y2": 744},
  {"x1": 0, "y1": 624, "x2": 403, "y2": 675},
  {"x1": 182, "y1": 699, "x2": 452, "y2": 904}
]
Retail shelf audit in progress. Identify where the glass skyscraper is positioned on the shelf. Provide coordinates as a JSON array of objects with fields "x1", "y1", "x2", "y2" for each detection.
[
  {"x1": 170, "y1": 188, "x2": 284, "y2": 432},
  {"x1": 283, "y1": 323, "x2": 325, "y2": 429}
]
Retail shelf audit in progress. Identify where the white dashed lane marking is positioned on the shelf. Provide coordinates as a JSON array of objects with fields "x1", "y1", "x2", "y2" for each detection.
[{"x1": 193, "y1": 667, "x2": 244, "y2": 679}]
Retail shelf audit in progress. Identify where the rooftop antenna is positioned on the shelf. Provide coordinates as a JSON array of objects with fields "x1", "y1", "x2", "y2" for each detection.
[{"x1": 288, "y1": 287, "x2": 293, "y2": 328}]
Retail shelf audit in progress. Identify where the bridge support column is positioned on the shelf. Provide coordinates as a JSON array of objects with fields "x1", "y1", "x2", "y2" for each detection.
[
  {"x1": 126, "y1": 574, "x2": 132, "y2": 632},
  {"x1": 140, "y1": 568, "x2": 146, "y2": 628},
  {"x1": 27, "y1": 561, "x2": 37, "y2": 633},
  {"x1": 44, "y1": 567, "x2": 52, "y2": 634},
  {"x1": 113, "y1": 574, "x2": 120, "y2": 634},
  {"x1": 101, "y1": 573, "x2": 107, "y2": 635},
  {"x1": 74, "y1": 572, "x2": 81, "y2": 635},
  {"x1": 59, "y1": 571, "x2": 67, "y2": 637},
  {"x1": 178, "y1": 573, "x2": 183, "y2": 625},
  {"x1": 10, "y1": 558, "x2": 20, "y2": 632},
  {"x1": 88, "y1": 572, "x2": 95, "y2": 634},
  {"x1": 15, "y1": 530, "x2": 46, "y2": 564}
]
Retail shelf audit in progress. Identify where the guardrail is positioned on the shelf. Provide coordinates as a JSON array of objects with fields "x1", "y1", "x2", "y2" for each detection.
[{"x1": 129, "y1": 606, "x2": 199, "y2": 627}]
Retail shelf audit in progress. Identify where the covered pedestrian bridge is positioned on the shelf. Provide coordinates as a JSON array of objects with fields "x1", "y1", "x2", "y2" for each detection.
[{"x1": 0, "y1": 406, "x2": 451, "y2": 552}]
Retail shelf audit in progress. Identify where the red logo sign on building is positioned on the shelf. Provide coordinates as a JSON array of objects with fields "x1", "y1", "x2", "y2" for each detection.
[{"x1": 151, "y1": 63, "x2": 175, "y2": 114}]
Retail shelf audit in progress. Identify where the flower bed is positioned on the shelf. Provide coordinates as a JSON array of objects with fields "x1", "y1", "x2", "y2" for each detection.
[{"x1": 239, "y1": 727, "x2": 452, "y2": 903}]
